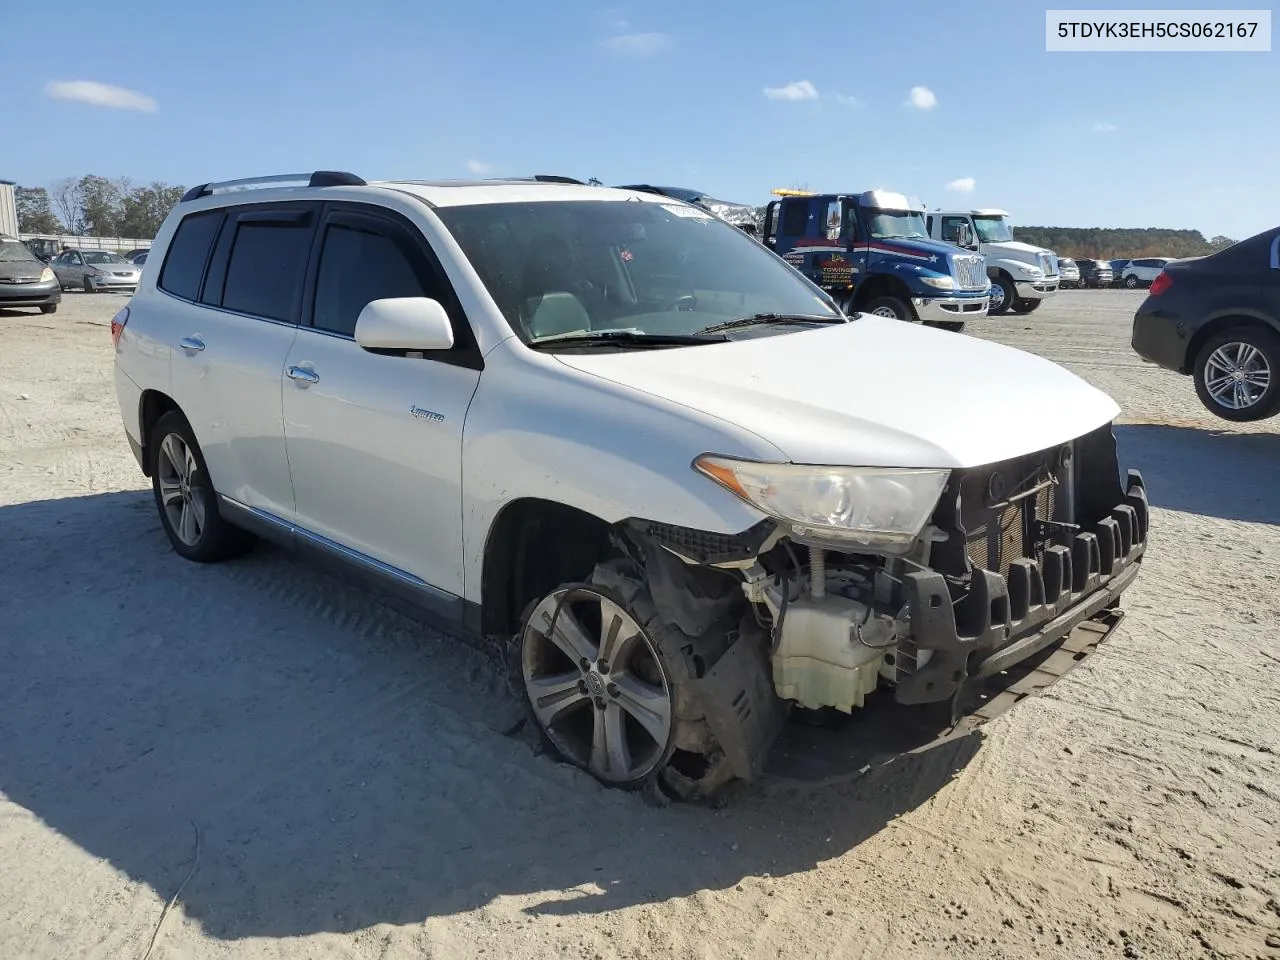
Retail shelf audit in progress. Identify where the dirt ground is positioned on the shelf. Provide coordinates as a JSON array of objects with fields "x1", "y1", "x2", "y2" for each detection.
[{"x1": 1, "y1": 290, "x2": 1277, "y2": 960}]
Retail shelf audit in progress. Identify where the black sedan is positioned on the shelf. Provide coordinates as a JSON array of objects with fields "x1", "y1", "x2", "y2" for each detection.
[{"x1": 1131, "y1": 225, "x2": 1280, "y2": 421}]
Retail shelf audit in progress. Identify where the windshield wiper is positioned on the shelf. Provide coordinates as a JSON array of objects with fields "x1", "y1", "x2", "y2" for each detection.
[
  {"x1": 528, "y1": 330, "x2": 726, "y2": 349},
  {"x1": 696, "y1": 313, "x2": 845, "y2": 334}
]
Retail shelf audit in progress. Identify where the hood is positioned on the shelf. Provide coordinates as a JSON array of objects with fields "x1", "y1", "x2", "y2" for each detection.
[
  {"x1": 0, "y1": 259, "x2": 46, "y2": 281},
  {"x1": 555, "y1": 317, "x2": 1120, "y2": 469},
  {"x1": 985, "y1": 239, "x2": 1051, "y2": 258},
  {"x1": 859, "y1": 236, "x2": 958, "y2": 267}
]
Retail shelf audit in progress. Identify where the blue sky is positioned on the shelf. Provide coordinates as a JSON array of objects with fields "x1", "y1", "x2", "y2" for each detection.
[{"x1": 4, "y1": 0, "x2": 1276, "y2": 240}]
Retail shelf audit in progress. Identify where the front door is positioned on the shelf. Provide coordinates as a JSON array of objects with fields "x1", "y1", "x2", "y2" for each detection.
[{"x1": 282, "y1": 204, "x2": 482, "y2": 599}]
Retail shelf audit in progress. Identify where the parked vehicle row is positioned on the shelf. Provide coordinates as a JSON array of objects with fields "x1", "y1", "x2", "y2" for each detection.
[{"x1": 49, "y1": 249, "x2": 142, "y2": 293}]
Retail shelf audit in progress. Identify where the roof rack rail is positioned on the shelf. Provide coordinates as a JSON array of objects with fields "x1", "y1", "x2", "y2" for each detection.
[{"x1": 180, "y1": 170, "x2": 367, "y2": 202}]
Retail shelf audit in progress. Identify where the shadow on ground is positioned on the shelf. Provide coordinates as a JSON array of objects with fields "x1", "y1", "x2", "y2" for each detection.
[
  {"x1": 1116, "y1": 423, "x2": 1280, "y2": 525},
  {"x1": 0, "y1": 490, "x2": 979, "y2": 941}
]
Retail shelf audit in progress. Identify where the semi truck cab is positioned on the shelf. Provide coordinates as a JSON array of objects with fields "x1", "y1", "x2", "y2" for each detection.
[
  {"x1": 928, "y1": 208, "x2": 1060, "y2": 316},
  {"x1": 765, "y1": 190, "x2": 989, "y2": 332}
]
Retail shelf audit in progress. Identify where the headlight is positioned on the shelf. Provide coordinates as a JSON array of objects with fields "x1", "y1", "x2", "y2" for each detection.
[
  {"x1": 694, "y1": 455, "x2": 950, "y2": 552},
  {"x1": 40, "y1": 267, "x2": 54, "y2": 282},
  {"x1": 919, "y1": 274, "x2": 955, "y2": 290},
  {"x1": 1017, "y1": 263, "x2": 1043, "y2": 278}
]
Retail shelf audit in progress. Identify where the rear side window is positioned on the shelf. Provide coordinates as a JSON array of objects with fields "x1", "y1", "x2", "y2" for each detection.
[
  {"x1": 312, "y1": 220, "x2": 430, "y2": 337},
  {"x1": 220, "y1": 218, "x2": 313, "y2": 322},
  {"x1": 158, "y1": 211, "x2": 222, "y2": 300}
]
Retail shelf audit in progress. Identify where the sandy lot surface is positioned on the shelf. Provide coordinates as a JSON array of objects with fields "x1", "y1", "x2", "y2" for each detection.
[{"x1": 1, "y1": 290, "x2": 1278, "y2": 960}]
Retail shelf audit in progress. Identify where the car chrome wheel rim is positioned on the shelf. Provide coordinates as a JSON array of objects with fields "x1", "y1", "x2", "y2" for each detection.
[
  {"x1": 870, "y1": 305, "x2": 900, "y2": 319},
  {"x1": 521, "y1": 586, "x2": 672, "y2": 783},
  {"x1": 157, "y1": 433, "x2": 206, "y2": 545},
  {"x1": 990, "y1": 281, "x2": 1006, "y2": 309},
  {"x1": 1205, "y1": 342, "x2": 1272, "y2": 410}
]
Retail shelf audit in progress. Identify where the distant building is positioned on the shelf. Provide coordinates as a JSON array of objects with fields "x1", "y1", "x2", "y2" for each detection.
[{"x1": 0, "y1": 180, "x2": 18, "y2": 236}]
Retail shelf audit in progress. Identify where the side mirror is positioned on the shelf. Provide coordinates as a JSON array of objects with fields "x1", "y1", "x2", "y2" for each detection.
[{"x1": 354, "y1": 297, "x2": 454, "y2": 352}]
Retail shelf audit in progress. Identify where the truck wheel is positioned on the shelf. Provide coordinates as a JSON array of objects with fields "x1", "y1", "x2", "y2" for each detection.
[
  {"x1": 517, "y1": 558, "x2": 748, "y2": 799},
  {"x1": 1192, "y1": 327, "x2": 1280, "y2": 422},
  {"x1": 861, "y1": 296, "x2": 913, "y2": 322},
  {"x1": 988, "y1": 274, "x2": 1015, "y2": 315}
]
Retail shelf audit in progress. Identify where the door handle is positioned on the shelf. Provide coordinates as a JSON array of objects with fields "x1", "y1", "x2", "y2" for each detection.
[
  {"x1": 179, "y1": 336, "x2": 205, "y2": 352},
  {"x1": 286, "y1": 365, "x2": 319, "y2": 384}
]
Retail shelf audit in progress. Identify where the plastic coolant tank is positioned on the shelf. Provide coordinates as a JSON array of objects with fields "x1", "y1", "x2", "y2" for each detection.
[{"x1": 771, "y1": 594, "x2": 893, "y2": 713}]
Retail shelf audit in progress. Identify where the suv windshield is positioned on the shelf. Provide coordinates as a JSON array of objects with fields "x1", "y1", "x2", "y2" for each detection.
[
  {"x1": 435, "y1": 199, "x2": 839, "y2": 345},
  {"x1": 0, "y1": 241, "x2": 38, "y2": 262},
  {"x1": 83, "y1": 251, "x2": 126, "y2": 264},
  {"x1": 862, "y1": 210, "x2": 928, "y2": 240},
  {"x1": 972, "y1": 216, "x2": 1015, "y2": 243}
]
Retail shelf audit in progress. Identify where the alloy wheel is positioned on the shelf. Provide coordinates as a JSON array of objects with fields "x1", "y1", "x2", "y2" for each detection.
[
  {"x1": 1203, "y1": 341, "x2": 1272, "y2": 411},
  {"x1": 521, "y1": 586, "x2": 673, "y2": 783},
  {"x1": 156, "y1": 433, "x2": 206, "y2": 546}
]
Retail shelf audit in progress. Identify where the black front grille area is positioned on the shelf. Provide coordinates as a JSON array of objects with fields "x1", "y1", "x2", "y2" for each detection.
[{"x1": 935, "y1": 442, "x2": 1074, "y2": 582}]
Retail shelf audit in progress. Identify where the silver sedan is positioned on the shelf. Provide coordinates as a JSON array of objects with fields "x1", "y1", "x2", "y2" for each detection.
[{"x1": 52, "y1": 250, "x2": 142, "y2": 293}]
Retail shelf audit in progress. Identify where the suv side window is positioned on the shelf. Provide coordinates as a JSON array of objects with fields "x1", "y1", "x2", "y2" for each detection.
[
  {"x1": 311, "y1": 213, "x2": 431, "y2": 338},
  {"x1": 205, "y1": 205, "x2": 316, "y2": 322},
  {"x1": 158, "y1": 210, "x2": 223, "y2": 301}
]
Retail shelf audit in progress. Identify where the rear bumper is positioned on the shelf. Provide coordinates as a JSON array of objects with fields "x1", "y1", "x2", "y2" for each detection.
[
  {"x1": 895, "y1": 469, "x2": 1149, "y2": 707},
  {"x1": 912, "y1": 294, "x2": 990, "y2": 322},
  {"x1": 1131, "y1": 303, "x2": 1188, "y2": 371},
  {"x1": 1014, "y1": 278, "x2": 1060, "y2": 300}
]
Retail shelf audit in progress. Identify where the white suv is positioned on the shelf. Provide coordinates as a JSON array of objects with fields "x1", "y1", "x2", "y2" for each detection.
[
  {"x1": 1121, "y1": 257, "x2": 1176, "y2": 288},
  {"x1": 112, "y1": 171, "x2": 1149, "y2": 799}
]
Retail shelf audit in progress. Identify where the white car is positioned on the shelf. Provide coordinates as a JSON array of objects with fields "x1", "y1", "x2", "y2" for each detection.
[
  {"x1": 1121, "y1": 257, "x2": 1176, "y2": 289},
  {"x1": 111, "y1": 171, "x2": 1149, "y2": 799}
]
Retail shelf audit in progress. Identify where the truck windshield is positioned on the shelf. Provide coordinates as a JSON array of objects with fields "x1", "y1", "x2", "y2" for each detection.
[
  {"x1": 972, "y1": 216, "x2": 1015, "y2": 243},
  {"x1": 435, "y1": 199, "x2": 840, "y2": 346},
  {"x1": 863, "y1": 210, "x2": 928, "y2": 240}
]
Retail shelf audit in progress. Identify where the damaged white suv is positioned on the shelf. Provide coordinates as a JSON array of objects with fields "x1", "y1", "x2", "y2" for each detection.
[{"x1": 112, "y1": 172, "x2": 1148, "y2": 799}]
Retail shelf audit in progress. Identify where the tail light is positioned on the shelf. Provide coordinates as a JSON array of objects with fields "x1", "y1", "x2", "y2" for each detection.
[
  {"x1": 110, "y1": 306, "x2": 130, "y2": 347},
  {"x1": 1149, "y1": 271, "x2": 1172, "y2": 296}
]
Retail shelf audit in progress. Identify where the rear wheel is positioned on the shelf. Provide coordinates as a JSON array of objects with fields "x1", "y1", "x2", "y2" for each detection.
[
  {"x1": 149, "y1": 410, "x2": 256, "y2": 561},
  {"x1": 860, "y1": 296, "x2": 913, "y2": 322},
  {"x1": 1123, "y1": 274, "x2": 1140, "y2": 289},
  {"x1": 1192, "y1": 327, "x2": 1280, "y2": 422}
]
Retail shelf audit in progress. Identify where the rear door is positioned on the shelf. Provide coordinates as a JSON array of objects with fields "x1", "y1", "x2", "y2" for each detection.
[
  {"x1": 281, "y1": 202, "x2": 483, "y2": 601},
  {"x1": 163, "y1": 202, "x2": 316, "y2": 520},
  {"x1": 1267, "y1": 234, "x2": 1280, "y2": 317}
]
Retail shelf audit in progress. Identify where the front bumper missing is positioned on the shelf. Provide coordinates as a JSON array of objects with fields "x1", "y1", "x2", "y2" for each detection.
[{"x1": 896, "y1": 469, "x2": 1148, "y2": 708}]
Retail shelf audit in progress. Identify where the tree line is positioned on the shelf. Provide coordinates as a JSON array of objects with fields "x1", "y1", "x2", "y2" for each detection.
[
  {"x1": 1011, "y1": 226, "x2": 1235, "y2": 260},
  {"x1": 15, "y1": 176, "x2": 186, "y2": 239}
]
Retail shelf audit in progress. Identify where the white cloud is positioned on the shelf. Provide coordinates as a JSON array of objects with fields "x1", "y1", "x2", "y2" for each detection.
[
  {"x1": 602, "y1": 32, "x2": 670, "y2": 55},
  {"x1": 945, "y1": 177, "x2": 976, "y2": 193},
  {"x1": 764, "y1": 80, "x2": 819, "y2": 101},
  {"x1": 1093, "y1": 121, "x2": 1118, "y2": 133},
  {"x1": 44, "y1": 80, "x2": 157, "y2": 112},
  {"x1": 834, "y1": 94, "x2": 859, "y2": 107},
  {"x1": 907, "y1": 85, "x2": 938, "y2": 109},
  {"x1": 466, "y1": 160, "x2": 493, "y2": 175}
]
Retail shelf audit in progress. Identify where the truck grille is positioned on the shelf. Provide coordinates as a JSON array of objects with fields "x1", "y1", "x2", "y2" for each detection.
[
  {"x1": 1038, "y1": 252, "x2": 1059, "y2": 278},
  {"x1": 953, "y1": 255, "x2": 988, "y2": 290}
]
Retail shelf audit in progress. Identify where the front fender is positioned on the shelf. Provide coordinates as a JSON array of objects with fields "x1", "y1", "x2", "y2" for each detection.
[
  {"x1": 987, "y1": 257, "x2": 1040, "y2": 279},
  {"x1": 459, "y1": 339, "x2": 780, "y2": 603}
]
